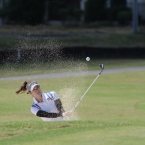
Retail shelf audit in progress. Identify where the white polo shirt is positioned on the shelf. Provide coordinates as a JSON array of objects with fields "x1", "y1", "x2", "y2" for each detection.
[{"x1": 31, "y1": 91, "x2": 66, "y2": 121}]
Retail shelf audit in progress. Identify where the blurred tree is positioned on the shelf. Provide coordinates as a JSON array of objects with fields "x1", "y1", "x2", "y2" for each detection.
[
  {"x1": 48, "y1": 0, "x2": 67, "y2": 20},
  {"x1": 107, "y1": 0, "x2": 132, "y2": 25},
  {"x1": 85, "y1": 0, "x2": 107, "y2": 22},
  {"x1": 0, "y1": 0, "x2": 45, "y2": 25},
  {"x1": 111, "y1": 0, "x2": 126, "y2": 7},
  {"x1": 73, "y1": 8, "x2": 82, "y2": 21},
  {"x1": 0, "y1": 0, "x2": 82, "y2": 24},
  {"x1": 48, "y1": 0, "x2": 80, "y2": 21}
]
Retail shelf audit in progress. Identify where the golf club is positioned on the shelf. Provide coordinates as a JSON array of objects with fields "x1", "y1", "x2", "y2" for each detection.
[{"x1": 70, "y1": 64, "x2": 104, "y2": 112}]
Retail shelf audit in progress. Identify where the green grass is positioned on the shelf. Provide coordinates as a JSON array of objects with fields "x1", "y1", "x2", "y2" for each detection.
[
  {"x1": 0, "y1": 59, "x2": 88, "y2": 77},
  {"x1": 86, "y1": 59, "x2": 145, "y2": 70},
  {"x1": 1, "y1": 32, "x2": 145, "y2": 49},
  {"x1": 0, "y1": 26, "x2": 145, "y2": 50},
  {"x1": 0, "y1": 62, "x2": 145, "y2": 145},
  {"x1": 0, "y1": 36, "x2": 18, "y2": 50},
  {"x1": 64, "y1": 33, "x2": 145, "y2": 47},
  {"x1": 0, "y1": 59, "x2": 145, "y2": 77}
]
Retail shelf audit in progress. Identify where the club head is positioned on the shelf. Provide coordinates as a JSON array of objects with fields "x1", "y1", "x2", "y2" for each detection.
[{"x1": 99, "y1": 64, "x2": 104, "y2": 69}]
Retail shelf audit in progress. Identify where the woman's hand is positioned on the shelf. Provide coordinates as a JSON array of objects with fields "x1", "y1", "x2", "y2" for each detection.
[{"x1": 62, "y1": 111, "x2": 72, "y2": 117}]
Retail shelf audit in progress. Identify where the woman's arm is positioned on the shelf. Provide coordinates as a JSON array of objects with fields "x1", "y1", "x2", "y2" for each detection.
[
  {"x1": 54, "y1": 99, "x2": 65, "y2": 114},
  {"x1": 36, "y1": 110, "x2": 62, "y2": 118}
]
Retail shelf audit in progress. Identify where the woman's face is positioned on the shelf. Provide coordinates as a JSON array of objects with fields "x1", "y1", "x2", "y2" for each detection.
[{"x1": 29, "y1": 85, "x2": 42, "y2": 98}]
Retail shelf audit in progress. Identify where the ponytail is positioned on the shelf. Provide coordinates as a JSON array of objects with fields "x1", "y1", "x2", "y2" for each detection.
[{"x1": 16, "y1": 81, "x2": 28, "y2": 94}]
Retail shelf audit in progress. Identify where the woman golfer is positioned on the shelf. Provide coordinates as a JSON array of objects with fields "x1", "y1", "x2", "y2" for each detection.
[{"x1": 16, "y1": 81, "x2": 70, "y2": 121}]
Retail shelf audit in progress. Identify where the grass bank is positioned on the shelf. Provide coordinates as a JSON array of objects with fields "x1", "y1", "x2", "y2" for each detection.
[
  {"x1": 0, "y1": 59, "x2": 145, "y2": 77},
  {"x1": 0, "y1": 25, "x2": 145, "y2": 50}
]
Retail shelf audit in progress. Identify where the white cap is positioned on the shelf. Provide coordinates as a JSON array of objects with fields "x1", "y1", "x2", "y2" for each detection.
[{"x1": 27, "y1": 81, "x2": 39, "y2": 92}]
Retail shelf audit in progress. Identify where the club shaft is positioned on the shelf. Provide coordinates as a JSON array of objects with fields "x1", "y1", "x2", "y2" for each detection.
[{"x1": 70, "y1": 73, "x2": 100, "y2": 112}]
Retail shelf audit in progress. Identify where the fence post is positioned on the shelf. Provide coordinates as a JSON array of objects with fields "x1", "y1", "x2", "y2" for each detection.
[
  {"x1": 133, "y1": 0, "x2": 139, "y2": 33},
  {"x1": 0, "y1": 0, "x2": 3, "y2": 26},
  {"x1": 17, "y1": 49, "x2": 21, "y2": 61}
]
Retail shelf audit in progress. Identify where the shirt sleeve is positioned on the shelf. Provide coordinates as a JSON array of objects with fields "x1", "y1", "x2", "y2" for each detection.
[
  {"x1": 31, "y1": 104, "x2": 41, "y2": 115},
  {"x1": 45, "y1": 91, "x2": 60, "y2": 100},
  {"x1": 54, "y1": 99, "x2": 65, "y2": 113},
  {"x1": 36, "y1": 110, "x2": 62, "y2": 118}
]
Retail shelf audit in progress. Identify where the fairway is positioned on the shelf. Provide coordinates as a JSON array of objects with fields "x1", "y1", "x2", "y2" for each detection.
[{"x1": 0, "y1": 60, "x2": 145, "y2": 145}]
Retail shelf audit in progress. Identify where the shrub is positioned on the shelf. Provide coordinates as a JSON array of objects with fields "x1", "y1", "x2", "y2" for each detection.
[
  {"x1": 117, "y1": 11, "x2": 132, "y2": 25},
  {"x1": 107, "y1": 6, "x2": 132, "y2": 23}
]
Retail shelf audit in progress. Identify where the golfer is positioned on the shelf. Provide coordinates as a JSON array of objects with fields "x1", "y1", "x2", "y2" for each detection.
[{"x1": 16, "y1": 81, "x2": 70, "y2": 121}]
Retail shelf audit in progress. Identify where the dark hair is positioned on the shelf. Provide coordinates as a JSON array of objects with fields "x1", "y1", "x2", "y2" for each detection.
[{"x1": 16, "y1": 81, "x2": 28, "y2": 94}]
